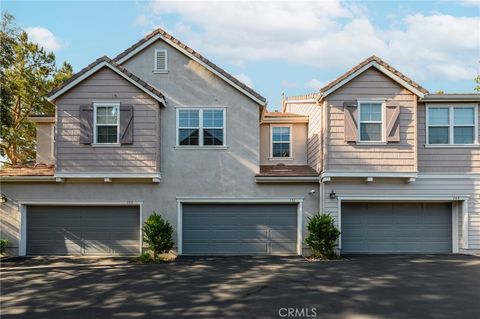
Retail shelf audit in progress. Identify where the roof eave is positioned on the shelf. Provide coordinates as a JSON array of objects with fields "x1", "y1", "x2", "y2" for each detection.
[
  {"x1": 47, "y1": 61, "x2": 166, "y2": 107},
  {"x1": 320, "y1": 61, "x2": 427, "y2": 99}
]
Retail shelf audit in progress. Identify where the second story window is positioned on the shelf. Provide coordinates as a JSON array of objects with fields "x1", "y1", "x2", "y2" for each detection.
[
  {"x1": 94, "y1": 103, "x2": 119, "y2": 144},
  {"x1": 427, "y1": 105, "x2": 477, "y2": 145},
  {"x1": 359, "y1": 102, "x2": 383, "y2": 142},
  {"x1": 271, "y1": 126, "x2": 291, "y2": 158},
  {"x1": 177, "y1": 108, "x2": 225, "y2": 147}
]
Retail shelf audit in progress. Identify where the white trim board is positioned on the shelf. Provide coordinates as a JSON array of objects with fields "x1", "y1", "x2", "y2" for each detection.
[
  {"x1": 116, "y1": 34, "x2": 266, "y2": 106},
  {"x1": 336, "y1": 196, "x2": 468, "y2": 253},
  {"x1": 321, "y1": 61, "x2": 426, "y2": 98},
  {"x1": 18, "y1": 201, "x2": 143, "y2": 256},
  {"x1": 176, "y1": 197, "x2": 304, "y2": 255},
  {"x1": 47, "y1": 61, "x2": 166, "y2": 106}
]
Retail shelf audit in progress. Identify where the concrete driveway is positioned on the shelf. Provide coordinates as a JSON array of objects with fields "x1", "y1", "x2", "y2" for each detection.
[{"x1": 1, "y1": 255, "x2": 479, "y2": 319}]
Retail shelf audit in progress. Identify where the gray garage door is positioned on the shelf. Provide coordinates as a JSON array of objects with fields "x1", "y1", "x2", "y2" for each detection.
[
  {"x1": 182, "y1": 204, "x2": 297, "y2": 255},
  {"x1": 341, "y1": 202, "x2": 452, "y2": 254},
  {"x1": 27, "y1": 206, "x2": 140, "y2": 256}
]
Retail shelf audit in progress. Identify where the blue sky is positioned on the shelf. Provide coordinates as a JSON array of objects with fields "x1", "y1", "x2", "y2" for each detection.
[{"x1": 4, "y1": 0, "x2": 480, "y2": 109}]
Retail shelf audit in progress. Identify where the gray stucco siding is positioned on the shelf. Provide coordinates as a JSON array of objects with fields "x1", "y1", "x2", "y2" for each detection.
[{"x1": 0, "y1": 182, "x2": 319, "y2": 256}]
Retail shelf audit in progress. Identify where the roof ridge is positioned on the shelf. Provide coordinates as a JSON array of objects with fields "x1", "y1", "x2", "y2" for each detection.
[{"x1": 113, "y1": 28, "x2": 266, "y2": 104}]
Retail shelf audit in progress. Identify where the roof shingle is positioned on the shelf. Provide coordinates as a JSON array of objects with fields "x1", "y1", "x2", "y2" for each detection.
[
  {"x1": 0, "y1": 163, "x2": 55, "y2": 177},
  {"x1": 257, "y1": 165, "x2": 318, "y2": 177}
]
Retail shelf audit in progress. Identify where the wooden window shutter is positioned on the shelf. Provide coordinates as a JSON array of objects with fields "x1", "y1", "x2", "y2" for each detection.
[
  {"x1": 385, "y1": 100, "x2": 401, "y2": 142},
  {"x1": 79, "y1": 105, "x2": 93, "y2": 144},
  {"x1": 343, "y1": 101, "x2": 358, "y2": 142},
  {"x1": 120, "y1": 105, "x2": 134, "y2": 144}
]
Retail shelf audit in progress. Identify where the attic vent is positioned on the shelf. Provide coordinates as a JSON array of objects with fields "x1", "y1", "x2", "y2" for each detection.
[{"x1": 154, "y1": 50, "x2": 167, "y2": 72}]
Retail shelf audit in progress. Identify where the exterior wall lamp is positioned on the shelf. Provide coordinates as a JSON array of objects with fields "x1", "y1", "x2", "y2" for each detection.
[{"x1": 329, "y1": 190, "x2": 336, "y2": 200}]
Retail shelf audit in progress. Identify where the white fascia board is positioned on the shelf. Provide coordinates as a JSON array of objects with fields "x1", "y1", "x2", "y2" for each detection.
[
  {"x1": 284, "y1": 98, "x2": 318, "y2": 104},
  {"x1": 261, "y1": 118, "x2": 309, "y2": 124},
  {"x1": 417, "y1": 173, "x2": 480, "y2": 179},
  {"x1": 176, "y1": 197, "x2": 304, "y2": 203},
  {"x1": 116, "y1": 34, "x2": 266, "y2": 106},
  {"x1": 47, "y1": 62, "x2": 166, "y2": 106},
  {"x1": 255, "y1": 176, "x2": 320, "y2": 183},
  {"x1": 338, "y1": 195, "x2": 470, "y2": 202},
  {"x1": 321, "y1": 61, "x2": 425, "y2": 98},
  {"x1": 322, "y1": 171, "x2": 418, "y2": 178},
  {"x1": 54, "y1": 172, "x2": 161, "y2": 179},
  {"x1": 0, "y1": 176, "x2": 56, "y2": 182}
]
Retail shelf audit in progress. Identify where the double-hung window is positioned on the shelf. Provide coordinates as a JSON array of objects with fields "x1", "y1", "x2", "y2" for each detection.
[
  {"x1": 94, "y1": 103, "x2": 119, "y2": 144},
  {"x1": 271, "y1": 126, "x2": 291, "y2": 158},
  {"x1": 359, "y1": 101, "x2": 383, "y2": 142},
  {"x1": 177, "y1": 108, "x2": 225, "y2": 146},
  {"x1": 427, "y1": 105, "x2": 477, "y2": 145}
]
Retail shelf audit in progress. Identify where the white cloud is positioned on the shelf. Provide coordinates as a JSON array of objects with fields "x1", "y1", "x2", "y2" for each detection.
[
  {"x1": 25, "y1": 27, "x2": 66, "y2": 52},
  {"x1": 234, "y1": 73, "x2": 254, "y2": 88},
  {"x1": 459, "y1": 0, "x2": 480, "y2": 7},
  {"x1": 305, "y1": 79, "x2": 328, "y2": 90},
  {"x1": 138, "y1": 1, "x2": 479, "y2": 82},
  {"x1": 281, "y1": 80, "x2": 297, "y2": 88}
]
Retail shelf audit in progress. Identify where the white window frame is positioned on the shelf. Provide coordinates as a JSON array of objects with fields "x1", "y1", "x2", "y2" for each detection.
[
  {"x1": 426, "y1": 104, "x2": 478, "y2": 147},
  {"x1": 153, "y1": 49, "x2": 168, "y2": 73},
  {"x1": 270, "y1": 124, "x2": 293, "y2": 159},
  {"x1": 357, "y1": 100, "x2": 386, "y2": 143},
  {"x1": 93, "y1": 102, "x2": 120, "y2": 145},
  {"x1": 175, "y1": 107, "x2": 226, "y2": 148}
]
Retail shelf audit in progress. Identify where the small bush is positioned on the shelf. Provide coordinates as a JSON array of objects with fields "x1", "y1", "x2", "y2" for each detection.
[
  {"x1": 0, "y1": 239, "x2": 8, "y2": 255},
  {"x1": 143, "y1": 212, "x2": 174, "y2": 258},
  {"x1": 305, "y1": 213, "x2": 341, "y2": 259}
]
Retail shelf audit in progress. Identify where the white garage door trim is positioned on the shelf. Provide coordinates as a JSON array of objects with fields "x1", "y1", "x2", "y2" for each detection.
[
  {"x1": 17, "y1": 201, "x2": 143, "y2": 256},
  {"x1": 176, "y1": 197, "x2": 304, "y2": 255},
  {"x1": 337, "y1": 195, "x2": 470, "y2": 253}
]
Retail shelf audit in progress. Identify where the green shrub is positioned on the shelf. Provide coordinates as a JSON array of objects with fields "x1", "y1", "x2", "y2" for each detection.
[
  {"x1": 137, "y1": 252, "x2": 153, "y2": 264},
  {"x1": 0, "y1": 239, "x2": 8, "y2": 255},
  {"x1": 143, "y1": 212, "x2": 174, "y2": 258},
  {"x1": 305, "y1": 213, "x2": 341, "y2": 259}
]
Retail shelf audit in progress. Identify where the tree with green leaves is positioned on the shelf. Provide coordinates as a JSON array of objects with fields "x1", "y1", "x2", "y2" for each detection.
[
  {"x1": 0, "y1": 12, "x2": 73, "y2": 166},
  {"x1": 475, "y1": 75, "x2": 480, "y2": 92}
]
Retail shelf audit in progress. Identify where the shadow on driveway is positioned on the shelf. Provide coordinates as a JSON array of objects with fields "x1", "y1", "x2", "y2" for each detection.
[{"x1": 1, "y1": 255, "x2": 479, "y2": 319}]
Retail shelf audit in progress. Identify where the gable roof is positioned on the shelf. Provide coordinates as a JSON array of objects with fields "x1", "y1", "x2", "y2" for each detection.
[
  {"x1": 47, "y1": 56, "x2": 166, "y2": 106},
  {"x1": 319, "y1": 55, "x2": 428, "y2": 97},
  {"x1": 113, "y1": 28, "x2": 267, "y2": 106}
]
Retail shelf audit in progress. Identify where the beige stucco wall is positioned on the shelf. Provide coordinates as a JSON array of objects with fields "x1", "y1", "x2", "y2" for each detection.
[
  {"x1": 259, "y1": 123, "x2": 308, "y2": 165},
  {"x1": 35, "y1": 123, "x2": 54, "y2": 165},
  {"x1": 284, "y1": 102, "x2": 323, "y2": 172}
]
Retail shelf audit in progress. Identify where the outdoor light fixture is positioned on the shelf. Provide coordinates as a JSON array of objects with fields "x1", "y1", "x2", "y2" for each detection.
[
  {"x1": 309, "y1": 189, "x2": 316, "y2": 195},
  {"x1": 329, "y1": 190, "x2": 336, "y2": 200},
  {"x1": 0, "y1": 194, "x2": 7, "y2": 203}
]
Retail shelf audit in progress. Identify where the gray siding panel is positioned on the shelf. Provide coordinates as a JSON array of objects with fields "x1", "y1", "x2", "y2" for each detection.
[
  {"x1": 26, "y1": 206, "x2": 139, "y2": 256},
  {"x1": 326, "y1": 68, "x2": 417, "y2": 172},
  {"x1": 342, "y1": 202, "x2": 452, "y2": 253},
  {"x1": 417, "y1": 103, "x2": 480, "y2": 173},
  {"x1": 182, "y1": 204, "x2": 297, "y2": 255},
  {"x1": 56, "y1": 67, "x2": 160, "y2": 174}
]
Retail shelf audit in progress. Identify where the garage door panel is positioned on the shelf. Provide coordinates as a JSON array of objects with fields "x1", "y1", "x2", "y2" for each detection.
[
  {"x1": 27, "y1": 206, "x2": 139, "y2": 256},
  {"x1": 342, "y1": 202, "x2": 452, "y2": 254},
  {"x1": 182, "y1": 204, "x2": 297, "y2": 255}
]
